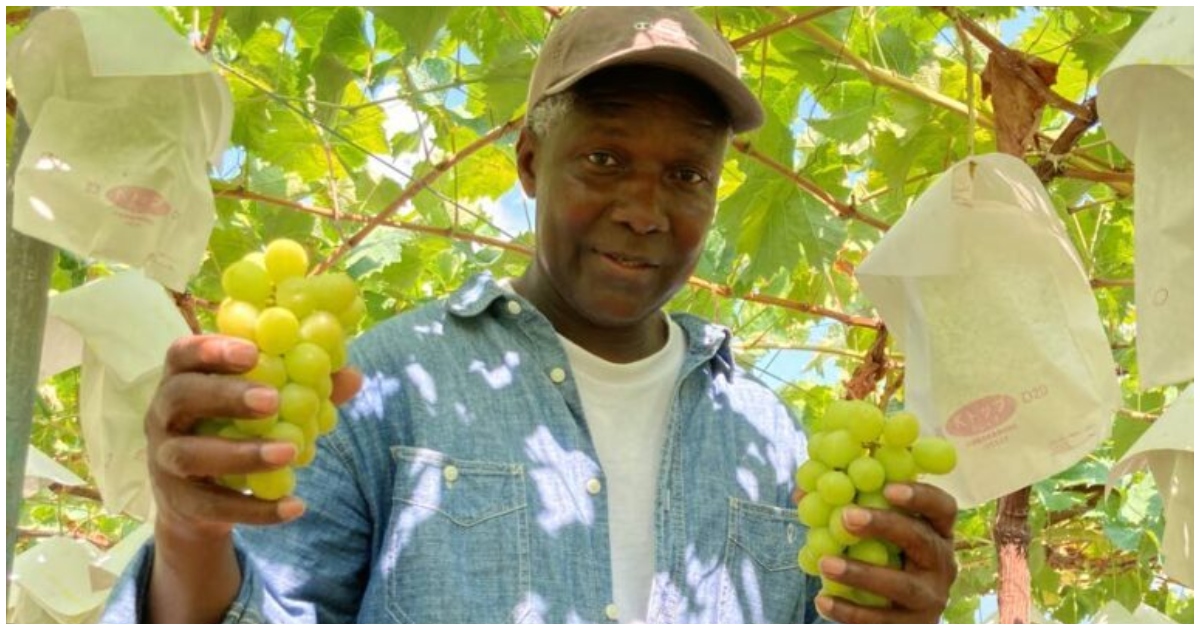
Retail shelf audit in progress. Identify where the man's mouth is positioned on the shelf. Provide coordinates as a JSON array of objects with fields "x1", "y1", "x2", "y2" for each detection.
[{"x1": 598, "y1": 250, "x2": 658, "y2": 269}]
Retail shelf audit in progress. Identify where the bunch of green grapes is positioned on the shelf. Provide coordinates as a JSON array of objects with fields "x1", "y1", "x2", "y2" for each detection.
[
  {"x1": 196, "y1": 238, "x2": 365, "y2": 501},
  {"x1": 795, "y1": 400, "x2": 957, "y2": 607}
]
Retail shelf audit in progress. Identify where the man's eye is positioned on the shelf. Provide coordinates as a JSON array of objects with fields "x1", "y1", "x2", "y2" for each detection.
[
  {"x1": 586, "y1": 152, "x2": 619, "y2": 168},
  {"x1": 676, "y1": 169, "x2": 708, "y2": 185}
]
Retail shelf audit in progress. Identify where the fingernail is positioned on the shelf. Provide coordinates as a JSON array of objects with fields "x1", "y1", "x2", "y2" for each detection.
[
  {"x1": 815, "y1": 595, "x2": 834, "y2": 619},
  {"x1": 277, "y1": 497, "x2": 306, "y2": 521},
  {"x1": 843, "y1": 506, "x2": 871, "y2": 528},
  {"x1": 820, "y1": 556, "x2": 847, "y2": 577},
  {"x1": 243, "y1": 387, "x2": 278, "y2": 414},
  {"x1": 260, "y1": 442, "x2": 295, "y2": 466},
  {"x1": 885, "y1": 483, "x2": 914, "y2": 504},
  {"x1": 224, "y1": 342, "x2": 258, "y2": 369}
]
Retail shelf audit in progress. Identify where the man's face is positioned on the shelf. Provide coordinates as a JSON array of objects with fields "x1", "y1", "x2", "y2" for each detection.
[{"x1": 517, "y1": 68, "x2": 730, "y2": 330}]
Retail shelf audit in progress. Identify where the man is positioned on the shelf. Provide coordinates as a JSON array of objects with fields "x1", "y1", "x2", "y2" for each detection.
[{"x1": 103, "y1": 6, "x2": 957, "y2": 623}]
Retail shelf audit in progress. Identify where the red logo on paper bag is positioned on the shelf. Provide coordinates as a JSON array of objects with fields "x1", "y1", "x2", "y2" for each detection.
[
  {"x1": 946, "y1": 394, "x2": 1017, "y2": 437},
  {"x1": 107, "y1": 186, "x2": 172, "y2": 217}
]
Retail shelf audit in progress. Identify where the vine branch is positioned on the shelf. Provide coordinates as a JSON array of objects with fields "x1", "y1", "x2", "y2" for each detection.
[
  {"x1": 765, "y1": 6, "x2": 997, "y2": 128},
  {"x1": 729, "y1": 7, "x2": 848, "y2": 49},
  {"x1": 1034, "y1": 97, "x2": 1100, "y2": 183},
  {"x1": 313, "y1": 116, "x2": 525, "y2": 274},
  {"x1": 195, "y1": 7, "x2": 224, "y2": 54},
  {"x1": 939, "y1": 7, "x2": 1095, "y2": 122},
  {"x1": 731, "y1": 138, "x2": 891, "y2": 231}
]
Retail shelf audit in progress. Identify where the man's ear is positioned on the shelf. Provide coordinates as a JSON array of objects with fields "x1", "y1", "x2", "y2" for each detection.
[{"x1": 516, "y1": 127, "x2": 538, "y2": 199}]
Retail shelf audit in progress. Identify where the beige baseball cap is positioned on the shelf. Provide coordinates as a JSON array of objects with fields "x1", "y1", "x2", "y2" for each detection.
[{"x1": 528, "y1": 6, "x2": 765, "y2": 133}]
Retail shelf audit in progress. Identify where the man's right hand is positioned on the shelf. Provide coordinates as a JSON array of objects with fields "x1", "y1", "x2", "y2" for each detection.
[{"x1": 144, "y1": 333, "x2": 362, "y2": 622}]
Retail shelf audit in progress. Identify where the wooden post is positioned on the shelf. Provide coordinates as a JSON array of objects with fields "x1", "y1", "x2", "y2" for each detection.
[{"x1": 5, "y1": 110, "x2": 56, "y2": 579}]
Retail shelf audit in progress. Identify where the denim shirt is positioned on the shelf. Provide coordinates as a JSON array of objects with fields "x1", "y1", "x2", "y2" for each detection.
[{"x1": 103, "y1": 273, "x2": 822, "y2": 624}]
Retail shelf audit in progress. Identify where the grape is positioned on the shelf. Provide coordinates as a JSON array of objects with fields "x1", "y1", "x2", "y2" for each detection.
[
  {"x1": 795, "y1": 459, "x2": 829, "y2": 493},
  {"x1": 276, "y1": 277, "x2": 316, "y2": 320},
  {"x1": 295, "y1": 440, "x2": 317, "y2": 467},
  {"x1": 314, "y1": 374, "x2": 334, "y2": 400},
  {"x1": 847, "y1": 455, "x2": 886, "y2": 493},
  {"x1": 202, "y1": 239, "x2": 362, "y2": 500},
  {"x1": 911, "y1": 436, "x2": 957, "y2": 475},
  {"x1": 244, "y1": 353, "x2": 288, "y2": 389},
  {"x1": 247, "y1": 466, "x2": 296, "y2": 501},
  {"x1": 826, "y1": 400, "x2": 884, "y2": 443},
  {"x1": 881, "y1": 411, "x2": 920, "y2": 447},
  {"x1": 796, "y1": 402, "x2": 959, "y2": 608},
  {"x1": 311, "y1": 272, "x2": 358, "y2": 313},
  {"x1": 855, "y1": 491, "x2": 891, "y2": 511},
  {"x1": 848, "y1": 539, "x2": 889, "y2": 566},
  {"x1": 820, "y1": 579, "x2": 855, "y2": 599},
  {"x1": 798, "y1": 492, "x2": 834, "y2": 528},
  {"x1": 817, "y1": 429, "x2": 861, "y2": 469},
  {"x1": 265, "y1": 420, "x2": 306, "y2": 453},
  {"x1": 284, "y1": 342, "x2": 332, "y2": 388},
  {"x1": 317, "y1": 399, "x2": 338, "y2": 434},
  {"x1": 279, "y1": 382, "x2": 320, "y2": 425},
  {"x1": 264, "y1": 238, "x2": 309, "y2": 285},
  {"x1": 222, "y1": 259, "x2": 272, "y2": 306},
  {"x1": 816, "y1": 471, "x2": 856, "y2": 507},
  {"x1": 806, "y1": 432, "x2": 827, "y2": 463},
  {"x1": 328, "y1": 341, "x2": 348, "y2": 372},
  {"x1": 299, "y1": 311, "x2": 345, "y2": 356},
  {"x1": 256, "y1": 307, "x2": 300, "y2": 356},
  {"x1": 234, "y1": 414, "x2": 278, "y2": 437},
  {"x1": 848, "y1": 589, "x2": 889, "y2": 608},
  {"x1": 797, "y1": 545, "x2": 822, "y2": 576},
  {"x1": 217, "y1": 300, "x2": 259, "y2": 341},
  {"x1": 338, "y1": 295, "x2": 366, "y2": 330},
  {"x1": 875, "y1": 445, "x2": 918, "y2": 482},
  {"x1": 804, "y1": 528, "x2": 843, "y2": 559}
]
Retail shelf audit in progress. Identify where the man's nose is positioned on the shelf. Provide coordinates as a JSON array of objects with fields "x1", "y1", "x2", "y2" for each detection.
[{"x1": 610, "y1": 172, "x2": 668, "y2": 234}]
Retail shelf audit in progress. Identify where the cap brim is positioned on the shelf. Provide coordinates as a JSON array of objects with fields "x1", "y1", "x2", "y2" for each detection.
[{"x1": 541, "y1": 47, "x2": 765, "y2": 134}]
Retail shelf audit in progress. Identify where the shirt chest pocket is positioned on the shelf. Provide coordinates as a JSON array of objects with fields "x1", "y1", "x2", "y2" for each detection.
[
  {"x1": 385, "y1": 446, "x2": 531, "y2": 623},
  {"x1": 718, "y1": 498, "x2": 813, "y2": 623}
]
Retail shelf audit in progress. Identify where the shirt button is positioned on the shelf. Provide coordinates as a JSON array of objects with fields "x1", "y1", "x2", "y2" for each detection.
[
  {"x1": 586, "y1": 478, "x2": 603, "y2": 495},
  {"x1": 506, "y1": 300, "x2": 522, "y2": 315},
  {"x1": 604, "y1": 604, "x2": 619, "y2": 621},
  {"x1": 549, "y1": 367, "x2": 566, "y2": 383},
  {"x1": 443, "y1": 465, "x2": 459, "y2": 483}
]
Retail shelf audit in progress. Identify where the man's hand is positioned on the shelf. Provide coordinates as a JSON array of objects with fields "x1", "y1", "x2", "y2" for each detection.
[
  {"x1": 148, "y1": 334, "x2": 362, "y2": 538},
  {"x1": 814, "y1": 482, "x2": 958, "y2": 623},
  {"x1": 145, "y1": 334, "x2": 363, "y2": 623}
]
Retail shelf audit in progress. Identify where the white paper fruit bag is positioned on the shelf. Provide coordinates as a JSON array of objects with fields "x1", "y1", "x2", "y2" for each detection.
[
  {"x1": 858, "y1": 153, "x2": 1121, "y2": 508},
  {"x1": 8, "y1": 7, "x2": 232, "y2": 291},
  {"x1": 1097, "y1": 7, "x2": 1194, "y2": 389},
  {"x1": 48, "y1": 270, "x2": 192, "y2": 520},
  {"x1": 1107, "y1": 385, "x2": 1193, "y2": 589}
]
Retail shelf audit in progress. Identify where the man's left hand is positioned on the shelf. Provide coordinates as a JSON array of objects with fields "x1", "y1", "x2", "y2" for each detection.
[{"x1": 815, "y1": 482, "x2": 958, "y2": 623}]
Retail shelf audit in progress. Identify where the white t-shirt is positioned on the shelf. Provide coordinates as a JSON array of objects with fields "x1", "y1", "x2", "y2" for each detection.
[{"x1": 557, "y1": 317, "x2": 685, "y2": 624}]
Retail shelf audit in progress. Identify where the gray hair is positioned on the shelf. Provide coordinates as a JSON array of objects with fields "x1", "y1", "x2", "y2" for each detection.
[{"x1": 526, "y1": 92, "x2": 577, "y2": 140}]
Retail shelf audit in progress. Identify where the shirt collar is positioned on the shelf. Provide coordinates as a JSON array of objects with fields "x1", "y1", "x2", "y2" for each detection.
[{"x1": 445, "y1": 272, "x2": 735, "y2": 380}]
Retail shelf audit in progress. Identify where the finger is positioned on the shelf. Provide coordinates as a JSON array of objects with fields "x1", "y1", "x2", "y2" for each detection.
[
  {"x1": 330, "y1": 366, "x2": 363, "y2": 405},
  {"x1": 884, "y1": 483, "x2": 958, "y2": 539},
  {"x1": 819, "y1": 556, "x2": 939, "y2": 613},
  {"x1": 153, "y1": 373, "x2": 278, "y2": 434},
  {"x1": 839, "y1": 506, "x2": 952, "y2": 571},
  {"x1": 164, "y1": 479, "x2": 306, "y2": 526},
  {"x1": 155, "y1": 434, "x2": 296, "y2": 478},
  {"x1": 164, "y1": 334, "x2": 259, "y2": 378},
  {"x1": 814, "y1": 593, "x2": 932, "y2": 624}
]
